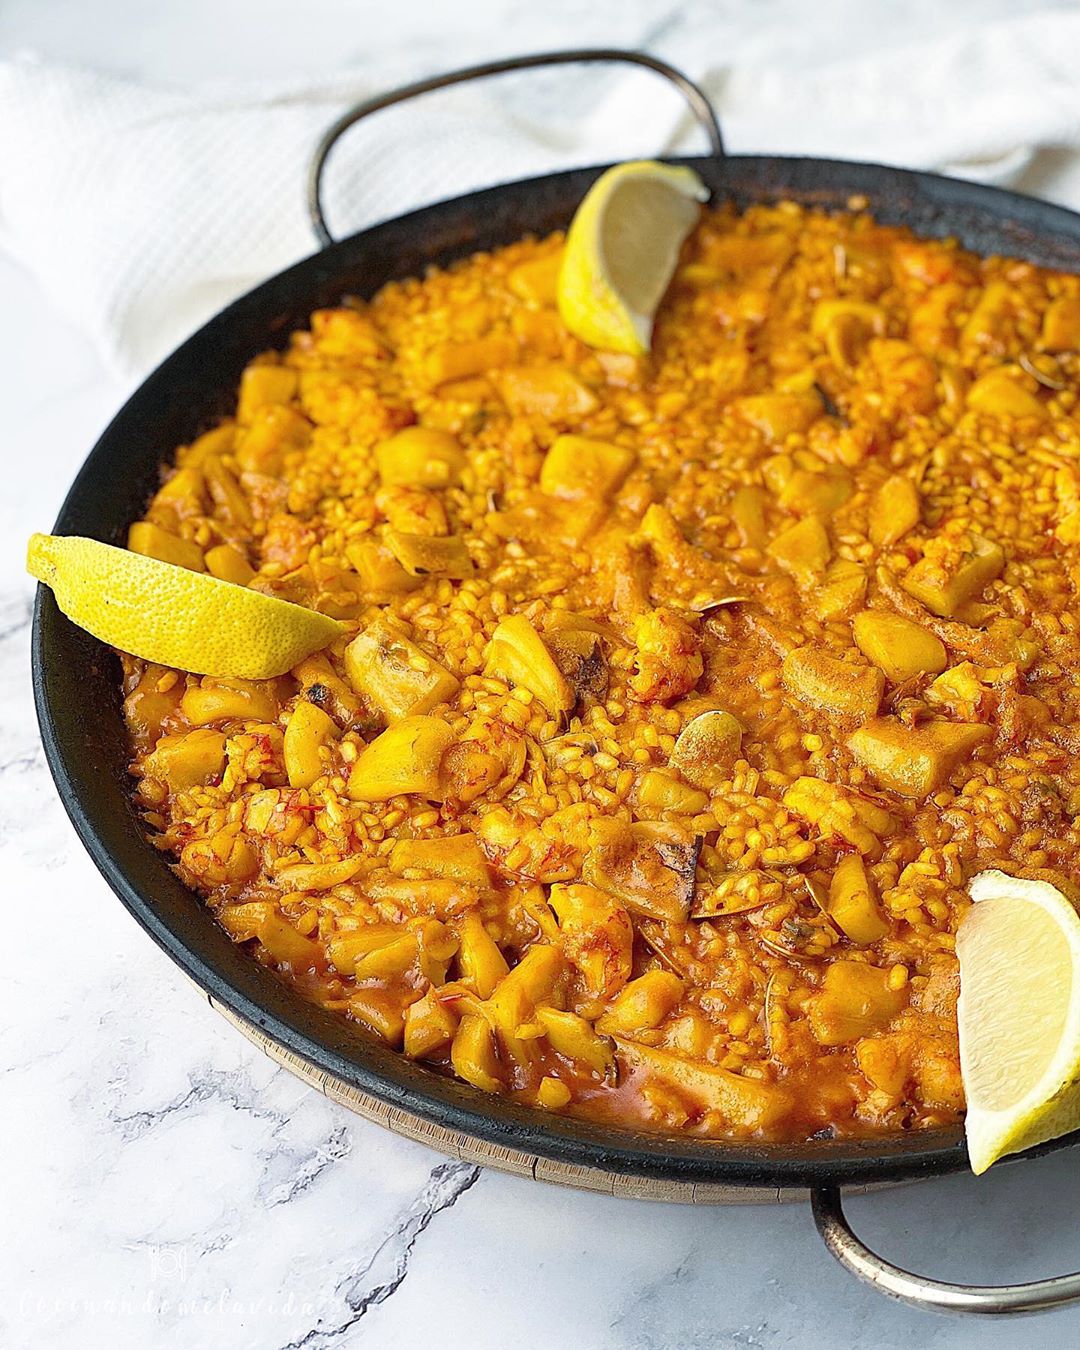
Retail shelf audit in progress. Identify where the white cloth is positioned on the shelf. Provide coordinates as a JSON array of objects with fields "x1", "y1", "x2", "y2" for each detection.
[{"x1": 3, "y1": 6, "x2": 1080, "y2": 379}]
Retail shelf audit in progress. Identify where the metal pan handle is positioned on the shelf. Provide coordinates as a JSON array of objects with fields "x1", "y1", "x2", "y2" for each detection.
[
  {"x1": 307, "y1": 48, "x2": 724, "y2": 248},
  {"x1": 812, "y1": 1186, "x2": 1080, "y2": 1314}
]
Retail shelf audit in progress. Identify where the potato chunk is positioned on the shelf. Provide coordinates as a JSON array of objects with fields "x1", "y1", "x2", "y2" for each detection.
[
  {"x1": 235, "y1": 404, "x2": 311, "y2": 474},
  {"x1": 767, "y1": 515, "x2": 831, "y2": 586},
  {"x1": 808, "y1": 961, "x2": 907, "y2": 1046},
  {"x1": 376, "y1": 427, "x2": 464, "y2": 488},
  {"x1": 283, "y1": 699, "x2": 339, "y2": 788},
  {"x1": 344, "y1": 537, "x2": 423, "y2": 598},
  {"x1": 848, "y1": 716, "x2": 991, "y2": 797},
  {"x1": 901, "y1": 533, "x2": 1004, "y2": 618},
  {"x1": 852, "y1": 610, "x2": 947, "y2": 683},
  {"x1": 345, "y1": 618, "x2": 459, "y2": 722},
  {"x1": 539, "y1": 434, "x2": 635, "y2": 501},
  {"x1": 776, "y1": 467, "x2": 853, "y2": 516},
  {"x1": 612, "y1": 1037, "x2": 792, "y2": 1131},
  {"x1": 1042, "y1": 296, "x2": 1080, "y2": 353},
  {"x1": 827, "y1": 854, "x2": 889, "y2": 945},
  {"x1": 128, "y1": 521, "x2": 205, "y2": 572},
  {"x1": 237, "y1": 364, "x2": 298, "y2": 423},
  {"x1": 423, "y1": 335, "x2": 518, "y2": 388},
  {"x1": 494, "y1": 365, "x2": 598, "y2": 419},
  {"x1": 347, "y1": 716, "x2": 454, "y2": 801},
  {"x1": 735, "y1": 392, "x2": 822, "y2": 441},
  {"x1": 868, "y1": 475, "x2": 920, "y2": 548},
  {"x1": 814, "y1": 559, "x2": 867, "y2": 621},
  {"x1": 384, "y1": 531, "x2": 474, "y2": 579},
  {"x1": 781, "y1": 646, "x2": 883, "y2": 720},
  {"x1": 483, "y1": 614, "x2": 574, "y2": 715},
  {"x1": 966, "y1": 367, "x2": 1046, "y2": 419},
  {"x1": 143, "y1": 728, "x2": 226, "y2": 791},
  {"x1": 204, "y1": 544, "x2": 254, "y2": 586}
]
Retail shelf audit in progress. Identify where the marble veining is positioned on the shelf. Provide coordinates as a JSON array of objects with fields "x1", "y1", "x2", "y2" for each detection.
[{"x1": 5, "y1": 2, "x2": 1080, "y2": 1346}]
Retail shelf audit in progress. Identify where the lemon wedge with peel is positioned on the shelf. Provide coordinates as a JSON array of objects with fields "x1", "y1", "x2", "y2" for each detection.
[
  {"x1": 957, "y1": 869, "x2": 1080, "y2": 1174},
  {"x1": 558, "y1": 160, "x2": 708, "y2": 355},
  {"x1": 28, "y1": 533, "x2": 342, "y2": 679}
]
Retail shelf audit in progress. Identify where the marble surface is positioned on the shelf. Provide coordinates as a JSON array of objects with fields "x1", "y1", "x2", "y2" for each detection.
[{"x1": 6, "y1": 3, "x2": 1080, "y2": 1347}]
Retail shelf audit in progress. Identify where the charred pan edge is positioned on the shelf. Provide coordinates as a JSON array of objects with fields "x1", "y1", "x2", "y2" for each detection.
[{"x1": 31, "y1": 155, "x2": 1080, "y2": 1188}]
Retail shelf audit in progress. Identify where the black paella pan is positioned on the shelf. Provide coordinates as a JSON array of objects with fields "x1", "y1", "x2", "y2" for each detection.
[{"x1": 30, "y1": 49, "x2": 1080, "y2": 1313}]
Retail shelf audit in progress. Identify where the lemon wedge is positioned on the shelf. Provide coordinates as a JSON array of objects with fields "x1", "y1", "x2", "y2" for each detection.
[
  {"x1": 957, "y1": 868, "x2": 1080, "y2": 1174},
  {"x1": 557, "y1": 160, "x2": 708, "y2": 355},
  {"x1": 28, "y1": 532, "x2": 342, "y2": 679}
]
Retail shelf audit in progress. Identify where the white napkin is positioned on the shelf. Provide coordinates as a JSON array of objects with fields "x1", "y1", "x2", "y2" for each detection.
[{"x1": 3, "y1": 8, "x2": 1080, "y2": 379}]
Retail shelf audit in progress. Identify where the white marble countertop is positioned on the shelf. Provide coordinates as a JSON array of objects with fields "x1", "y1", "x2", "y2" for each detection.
[{"x1": 6, "y1": 3, "x2": 1080, "y2": 1347}]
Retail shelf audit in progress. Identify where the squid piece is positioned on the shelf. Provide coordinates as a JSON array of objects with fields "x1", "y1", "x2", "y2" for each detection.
[
  {"x1": 345, "y1": 618, "x2": 459, "y2": 722},
  {"x1": 613, "y1": 1037, "x2": 793, "y2": 1131},
  {"x1": 826, "y1": 854, "x2": 889, "y2": 945},
  {"x1": 483, "y1": 614, "x2": 574, "y2": 716},
  {"x1": 389, "y1": 833, "x2": 492, "y2": 886},
  {"x1": 454, "y1": 911, "x2": 510, "y2": 999},
  {"x1": 584, "y1": 820, "x2": 701, "y2": 923},
  {"x1": 536, "y1": 1007, "x2": 614, "y2": 1076},
  {"x1": 283, "y1": 699, "x2": 339, "y2": 789},
  {"x1": 596, "y1": 971, "x2": 685, "y2": 1035}
]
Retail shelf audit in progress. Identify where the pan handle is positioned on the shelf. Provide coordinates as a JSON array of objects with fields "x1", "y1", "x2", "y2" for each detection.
[
  {"x1": 307, "y1": 48, "x2": 724, "y2": 248},
  {"x1": 812, "y1": 1186, "x2": 1080, "y2": 1314}
]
